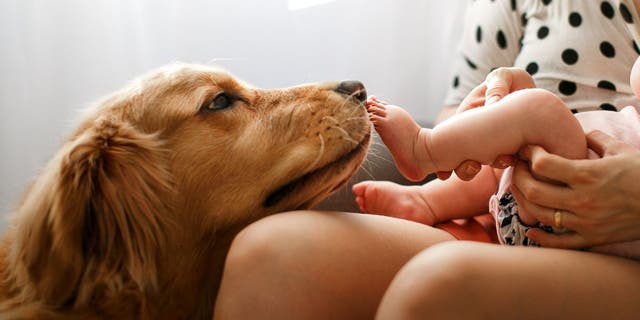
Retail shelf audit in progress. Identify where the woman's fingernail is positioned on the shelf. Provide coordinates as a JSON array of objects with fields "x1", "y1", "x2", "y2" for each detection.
[
  {"x1": 466, "y1": 163, "x2": 480, "y2": 175},
  {"x1": 486, "y1": 95, "x2": 500, "y2": 105}
]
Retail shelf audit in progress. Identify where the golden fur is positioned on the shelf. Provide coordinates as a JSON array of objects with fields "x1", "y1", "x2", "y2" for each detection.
[{"x1": 0, "y1": 64, "x2": 371, "y2": 319}]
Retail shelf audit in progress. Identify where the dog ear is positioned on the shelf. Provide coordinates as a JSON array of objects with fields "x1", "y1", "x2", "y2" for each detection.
[{"x1": 12, "y1": 117, "x2": 173, "y2": 306}]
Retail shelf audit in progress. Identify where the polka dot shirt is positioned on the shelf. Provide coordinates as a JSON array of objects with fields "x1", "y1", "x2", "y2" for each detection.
[{"x1": 445, "y1": 0, "x2": 640, "y2": 113}]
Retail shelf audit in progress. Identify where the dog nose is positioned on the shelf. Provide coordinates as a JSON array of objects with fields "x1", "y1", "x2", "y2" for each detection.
[{"x1": 335, "y1": 80, "x2": 367, "y2": 102}]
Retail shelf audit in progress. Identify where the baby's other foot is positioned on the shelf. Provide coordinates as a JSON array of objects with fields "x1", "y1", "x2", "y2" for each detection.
[
  {"x1": 352, "y1": 181, "x2": 437, "y2": 226},
  {"x1": 366, "y1": 97, "x2": 433, "y2": 181}
]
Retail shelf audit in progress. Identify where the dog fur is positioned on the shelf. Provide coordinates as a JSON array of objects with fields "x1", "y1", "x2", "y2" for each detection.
[{"x1": 0, "y1": 63, "x2": 371, "y2": 319}]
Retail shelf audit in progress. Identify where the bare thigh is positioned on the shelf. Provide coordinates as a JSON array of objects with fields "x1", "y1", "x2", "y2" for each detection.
[
  {"x1": 378, "y1": 241, "x2": 640, "y2": 320},
  {"x1": 214, "y1": 210, "x2": 455, "y2": 320}
]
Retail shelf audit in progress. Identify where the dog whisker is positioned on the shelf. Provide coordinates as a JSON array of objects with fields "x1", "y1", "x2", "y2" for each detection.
[
  {"x1": 340, "y1": 97, "x2": 351, "y2": 109},
  {"x1": 340, "y1": 117, "x2": 365, "y2": 124},
  {"x1": 306, "y1": 133, "x2": 325, "y2": 171},
  {"x1": 348, "y1": 89, "x2": 365, "y2": 101},
  {"x1": 321, "y1": 115, "x2": 340, "y2": 124},
  {"x1": 357, "y1": 161, "x2": 376, "y2": 180},
  {"x1": 329, "y1": 126, "x2": 359, "y2": 145},
  {"x1": 365, "y1": 150, "x2": 392, "y2": 165}
]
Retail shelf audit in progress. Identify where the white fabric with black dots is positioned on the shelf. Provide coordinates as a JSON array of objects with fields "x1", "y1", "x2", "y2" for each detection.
[{"x1": 445, "y1": 0, "x2": 640, "y2": 113}]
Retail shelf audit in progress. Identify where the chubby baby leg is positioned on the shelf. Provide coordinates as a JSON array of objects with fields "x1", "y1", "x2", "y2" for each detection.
[
  {"x1": 354, "y1": 166, "x2": 500, "y2": 225},
  {"x1": 367, "y1": 89, "x2": 587, "y2": 184},
  {"x1": 428, "y1": 88, "x2": 587, "y2": 167}
]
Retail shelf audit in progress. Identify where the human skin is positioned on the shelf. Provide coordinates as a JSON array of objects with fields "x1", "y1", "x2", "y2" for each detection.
[
  {"x1": 369, "y1": 91, "x2": 572, "y2": 180},
  {"x1": 513, "y1": 135, "x2": 640, "y2": 248},
  {"x1": 214, "y1": 84, "x2": 640, "y2": 320},
  {"x1": 215, "y1": 211, "x2": 640, "y2": 319},
  {"x1": 352, "y1": 67, "x2": 535, "y2": 219},
  {"x1": 451, "y1": 63, "x2": 640, "y2": 249},
  {"x1": 366, "y1": 88, "x2": 571, "y2": 182},
  {"x1": 502, "y1": 54, "x2": 640, "y2": 249},
  {"x1": 213, "y1": 211, "x2": 457, "y2": 319},
  {"x1": 441, "y1": 67, "x2": 537, "y2": 180},
  {"x1": 354, "y1": 87, "x2": 586, "y2": 225},
  {"x1": 375, "y1": 63, "x2": 640, "y2": 318},
  {"x1": 215, "y1": 8, "x2": 640, "y2": 316},
  {"x1": 377, "y1": 241, "x2": 640, "y2": 320}
]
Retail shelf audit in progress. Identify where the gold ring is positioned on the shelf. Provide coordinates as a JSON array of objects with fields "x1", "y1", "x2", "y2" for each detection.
[{"x1": 554, "y1": 210, "x2": 563, "y2": 229}]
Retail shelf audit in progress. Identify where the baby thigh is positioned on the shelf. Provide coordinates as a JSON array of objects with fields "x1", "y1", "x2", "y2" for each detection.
[
  {"x1": 377, "y1": 241, "x2": 640, "y2": 320},
  {"x1": 214, "y1": 210, "x2": 456, "y2": 320}
]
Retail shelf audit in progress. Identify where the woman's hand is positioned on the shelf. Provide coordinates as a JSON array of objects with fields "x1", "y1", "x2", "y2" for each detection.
[
  {"x1": 438, "y1": 68, "x2": 535, "y2": 181},
  {"x1": 456, "y1": 67, "x2": 535, "y2": 113},
  {"x1": 511, "y1": 130, "x2": 640, "y2": 248}
]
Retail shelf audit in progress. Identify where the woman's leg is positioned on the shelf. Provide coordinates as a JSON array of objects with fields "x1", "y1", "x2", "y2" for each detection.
[
  {"x1": 377, "y1": 241, "x2": 640, "y2": 319},
  {"x1": 214, "y1": 210, "x2": 456, "y2": 320}
]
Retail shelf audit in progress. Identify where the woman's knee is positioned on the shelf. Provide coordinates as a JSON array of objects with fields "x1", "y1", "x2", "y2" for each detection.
[
  {"x1": 216, "y1": 212, "x2": 324, "y2": 317},
  {"x1": 224, "y1": 211, "x2": 315, "y2": 272},
  {"x1": 378, "y1": 241, "x2": 497, "y2": 319}
]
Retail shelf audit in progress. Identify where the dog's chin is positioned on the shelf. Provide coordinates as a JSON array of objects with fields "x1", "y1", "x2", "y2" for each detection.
[{"x1": 264, "y1": 132, "x2": 371, "y2": 211}]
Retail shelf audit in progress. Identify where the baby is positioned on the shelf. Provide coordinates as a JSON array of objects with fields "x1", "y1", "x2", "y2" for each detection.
[{"x1": 353, "y1": 68, "x2": 640, "y2": 259}]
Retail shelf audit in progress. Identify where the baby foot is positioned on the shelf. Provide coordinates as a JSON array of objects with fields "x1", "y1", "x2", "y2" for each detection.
[
  {"x1": 366, "y1": 97, "x2": 433, "y2": 181},
  {"x1": 352, "y1": 181, "x2": 437, "y2": 226}
]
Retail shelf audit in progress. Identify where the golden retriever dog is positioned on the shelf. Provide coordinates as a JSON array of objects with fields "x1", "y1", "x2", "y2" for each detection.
[{"x1": 0, "y1": 63, "x2": 371, "y2": 319}]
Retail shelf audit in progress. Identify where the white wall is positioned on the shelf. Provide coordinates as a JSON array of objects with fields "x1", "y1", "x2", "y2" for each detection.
[{"x1": 0, "y1": 0, "x2": 466, "y2": 226}]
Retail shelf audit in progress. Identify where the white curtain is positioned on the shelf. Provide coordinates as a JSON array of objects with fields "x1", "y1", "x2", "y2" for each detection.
[{"x1": 0, "y1": 0, "x2": 466, "y2": 224}]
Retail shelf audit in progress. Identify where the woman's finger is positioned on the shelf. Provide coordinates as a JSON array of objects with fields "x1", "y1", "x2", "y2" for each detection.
[
  {"x1": 511, "y1": 184, "x2": 581, "y2": 232},
  {"x1": 484, "y1": 72, "x2": 511, "y2": 105},
  {"x1": 436, "y1": 171, "x2": 452, "y2": 180},
  {"x1": 457, "y1": 83, "x2": 487, "y2": 113},
  {"x1": 484, "y1": 67, "x2": 535, "y2": 105},
  {"x1": 490, "y1": 154, "x2": 515, "y2": 169},
  {"x1": 510, "y1": 183, "x2": 551, "y2": 226},
  {"x1": 586, "y1": 130, "x2": 637, "y2": 157},
  {"x1": 511, "y1": 160, "x2": 576, "y2": 210},
  {"x1": 525, "y1": 228, "x2": 589, "y2": 249},
  {"x1": 452, "y1": 160, "x2": 482, "y2": 181},
  {"x1": 586, "y1": 130, "x2": 613, "y2": 156},
  {"x1": 518, "y1": 145, "x2": 588, "y2": 185}
]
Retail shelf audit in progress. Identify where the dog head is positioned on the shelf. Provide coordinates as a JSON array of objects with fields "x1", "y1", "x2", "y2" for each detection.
[{"x1": 5, "y1": 63, "x2": 371, "y2": 312}]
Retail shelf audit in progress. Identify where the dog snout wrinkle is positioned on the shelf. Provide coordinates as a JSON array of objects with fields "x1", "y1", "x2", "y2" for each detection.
[{"x1": 335, "y1": 80, "x2": 367, "y2": 102}]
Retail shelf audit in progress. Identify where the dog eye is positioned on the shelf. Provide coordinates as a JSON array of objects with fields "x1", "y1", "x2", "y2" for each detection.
[{"x1": 203, "y1": 93, "x2": 234, "y2": 112}]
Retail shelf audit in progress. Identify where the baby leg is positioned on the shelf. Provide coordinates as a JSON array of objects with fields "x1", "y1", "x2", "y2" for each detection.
[
  {"x1": 367, "y1": 89, "x2": 587, "y2": 182},
  {"x1": 353, "y1": 165, "x2": 500, "y2": 224},
  {"x1": 427, "y1": 88, "x2": 587, "y2": 169},
  {"x1": 364, "y1": 89, "x2": 586, "y2": 230}
]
